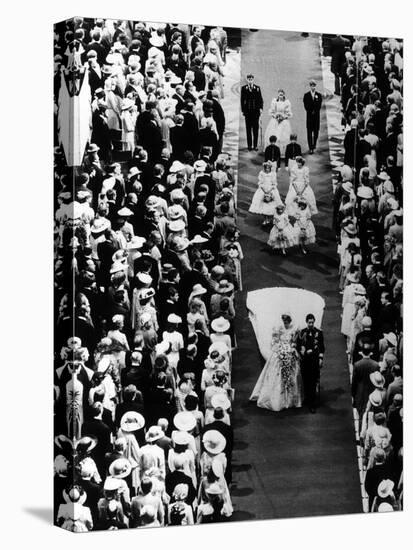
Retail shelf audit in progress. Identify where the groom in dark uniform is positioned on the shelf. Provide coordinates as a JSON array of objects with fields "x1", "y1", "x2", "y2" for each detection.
[
  {"x1": 299, "y1": 313, "x2": 325, "y2": 413},
  {"x1": 241, "y1": 74, "x2": 263, "y2": 151},
  {"x1": 303, "y1": 79, "x2": 322, "y2": 154}
]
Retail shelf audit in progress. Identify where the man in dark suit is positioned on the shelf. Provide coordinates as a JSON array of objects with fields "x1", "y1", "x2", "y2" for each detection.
[
  {"x1": 240, "y1": 74, "x2": 263, "y2": 151},
  {"x1": 352, "y1": 316, "x2": 379, "y2": 363},
  {"x1": 303, "y1": 79, "x2": 322, "y2": 153},
  {"x1": 170, "y1": 114, "x2": 188, "y2": 161},
  {"x1": 299, "y1": 314, "x2": 325, "y2": 413},
  {"x1": 86, "y1": 51, "x2": 103, "y2": 95},
  {"x1": 364, "y1": 448, "x2": 391, "y2": 510},
  {"x1": 330, "y1": 35, "x2": 350, "y2": 95},
  {"x1": 82, "y1": 402, "x2": 112, "y2": 476},
  {"x1": 165, "y1": 456, "x2": 196, "y2": 504},
  {"x1": 351, "y1": 345, "x2": 379, "y2": 418},
  {"x1": 172, "y1": 85, "x2": 186, "y2": 114},
  {"x1": 85, "y1": 30, "x2": 108, "y2": 65}
]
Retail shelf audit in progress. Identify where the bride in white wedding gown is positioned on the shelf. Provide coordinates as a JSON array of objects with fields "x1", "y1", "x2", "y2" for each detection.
[
  {"x1": 250, "y1": 313, "x2": 303, "y2": 411},
  {"x1": 264, "y1": 89, "x2": 292, "y2": 156},
  {"x1": 247, "y1": 288, "x2": 326, "y2": 412}
]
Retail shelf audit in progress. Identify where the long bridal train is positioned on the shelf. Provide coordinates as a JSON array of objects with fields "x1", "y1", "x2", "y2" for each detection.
[{"x1": 248, "y1": 288, "x2": 325, "y2": 412}]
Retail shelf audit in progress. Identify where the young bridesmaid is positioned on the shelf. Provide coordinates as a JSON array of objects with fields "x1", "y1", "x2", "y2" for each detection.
[
  {"x1": 293, "y1": 198, "x2": 316, "y2": 254},
  {"x1": 267, "y1": 203, "x2": 296, "y2": 255},
  {"x1": 249, "y1": 161, "x2": 282, "y2": 226}
]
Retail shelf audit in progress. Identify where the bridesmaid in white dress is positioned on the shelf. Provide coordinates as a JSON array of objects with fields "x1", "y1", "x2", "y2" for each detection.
[
  {"x1": 285, "y1": 156, "x2": 318, "y2": 215},
  {"x1": 264, "y1": 89, "x2": 292, "y2": 156},
  {"x1": 250, "y1": 313, "x2": 303, "y2": 411}
]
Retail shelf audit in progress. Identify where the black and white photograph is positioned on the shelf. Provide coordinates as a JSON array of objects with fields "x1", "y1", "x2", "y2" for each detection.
[
  {"x1": 2, "y1": 0, "x2": 412, "y2": 546},
  {"x1": 52, "y1": 16, "x2": 404, "y2": 532}
]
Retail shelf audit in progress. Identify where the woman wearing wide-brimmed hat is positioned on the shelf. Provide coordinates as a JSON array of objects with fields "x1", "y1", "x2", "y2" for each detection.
[
  {"x1": 56, "y1": 485, "x2": 94, "y2": 532},
  {"x1": 364, "y1": 422, "x2": 393, "y2": 470},
  {"x1": 187, "y1": 297, "x2": 210, "y2": 337},
  {"x1": 210, "y1": 316, "x2": 231, "y2": 348},
  {"x1": 168, "y1": 430, "x2": 197, "y2": 488},
  {"x1": 196, "y1": 481, "x2": 230, "y2": 524},
  {"x1": 138, "y1": 425, "x2": 166, "y2": 481},
  {"x1": 167, "y1": 484, "x2": 195, "y2": 526},
  {"x1": 200, "y1": 430, "x2": 227, "y2": 480},
  {"x1": 197, "y1": 455, "x2": 233, "y2": 519},
  {"x1": 117, "y1": 411, "x2": 145, "y2": 493},
  {"x1": 371, "y1": 479, "x2": 398, "y2": 512},
  {"x1": 348, "y1": 291, "x2": 368, "y2": 356}
]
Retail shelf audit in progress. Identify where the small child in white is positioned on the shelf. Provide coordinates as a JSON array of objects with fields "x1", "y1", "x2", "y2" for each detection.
[
  {"x1": 293, "y1": 197, "x2": 316, "y2": 254},
  {"x1": 249, "y1": 161, "x2": 282, "y2": 226},
  {"x1": 267, "y1": 203, "x2": 296, "y2": 255}
]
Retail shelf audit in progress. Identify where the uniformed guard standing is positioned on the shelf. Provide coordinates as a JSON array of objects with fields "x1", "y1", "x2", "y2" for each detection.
[
  {"x1": 240, "y1": 74, "x2": 263, "y2": 151},
  {"x1": 299, "y1": 313, "x2": 325, "y2": 413}
]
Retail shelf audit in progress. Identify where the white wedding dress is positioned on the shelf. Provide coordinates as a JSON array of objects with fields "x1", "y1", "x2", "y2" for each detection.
[
  {"x1": 248, "y1": 288, "x2": 326, "y2": 412},
  {"x1": 264, "y1": 98, "x2": 292, "y2": 155},
  {"x1": 250, "y1": 322, "x2": 303, "y2": 411}
]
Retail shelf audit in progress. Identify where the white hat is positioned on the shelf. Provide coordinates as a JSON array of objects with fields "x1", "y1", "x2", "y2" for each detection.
[
  {"x1": 169, "y1": 160, "x2": 185, "y2": 173},
  {"x1": 377, "y1": 479, "x2": 394, "y2": 498},
  {"x1": 387, "y1": 198, "x2": 399, "y2": 210},
  {"x1": 63, "y1": 487, "x2": 87, "y2": 505},
  {"x1": 191, "y1": 234, "x2": 209, "y2": 244},
  {"x1": 149, "y1": 33, "x2": 164, "y2": 48},
  {"x1": 140, "y1": 287, "x2": 155, "y2": 300},
  {"x1": 109, "y1": 458, "x2": 132, "y2": 479},
  {"x1": 378, "y1": 503, "x2": 394, "y2": 512},
  {"x1": 174, "y1": 411, "x2": 196, "y2": 432},
  {"x1": 110, "y1": 261, "x2": 128, "y2": 274},
  {"x1": 136, "y1": 272, "x2": 153, "y2": 285},
  {"x1": 190, "y1": 283, "x2": 207, "y2": 297},
  {"x1": 172, "y1": 430, "x2": 191, "y2": 446},
  {"x1": 168, "y1": 204, "x2": 185, "y2": 219},
  {"x1": 342, "y1": 181, "x2": 354, "y2": 194},
  {"x1": 211, "y1": 316, "x2": 231, "y2": 333},
  {"x1": 173, "y1": 237, "x2": 190, "y2": 252},
  {"x1": 91, "y1": 217, "x2": 110, "y2": 234},
  {"x1": 168, "y1": 219, "x2": 186, "y2": 232},
  {"x1": 127, "y1": 236, "x2": 146, "y2": 250},
  {"x1": 120, "y1": 411, "x2": 145, "y2": 432},
  {"x1": 103, "y1": 477, "x2": 122, "y2": 491},
  {"x1": 194, "y1": 159, "x2": 207, "y2": 172},
  {"x1": 167, "y1": 313, "x2": 182, "y2": 324},
  {"x1": 128, "y1": 166, "x2": 141, "y2": 177},
  {"x1": 383, "y1": 332, "x2": 397, "y2": 347},
  {"x1": 205, "y1": 482, "x2": 224, "y2": 495},
  {"x1": 170, "y1": 188, "x2": 186, "y2": 201},
  {"x1": 369, "y1": 372, "x2": 385, "y2": 389},
  {"x1": 377, "y1": 171, "x2": 390, "y2": 181},
  {"x1": 202, "y1": 430, "x2": 226, "y2": 454},
  {"x1": 145, "y1": 425, "x2": 164, "y2": 442},
  {"x1": 211, "y1": 393, "x2": 231, "y2": 410},
  {"x1": 145, "y1": 195, "x2": 161, "y2": 209},
  {"x1": 121, "y1": 98, "x2": 135, "y2": 111},
  {"x1": 79, "y1": 460, "x2": 95, "y2": 480},
  {"x1": 369, "y1": 389, "x2": 383, "y2": 407},
  {"x1": 117, "y1": 207, "x2": 134, "y2": 217}
]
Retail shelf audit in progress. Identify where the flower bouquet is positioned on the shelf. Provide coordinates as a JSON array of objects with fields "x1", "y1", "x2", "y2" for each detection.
[{"x1": 277, "y1": 342, "x2": 296, "y2": 394}]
